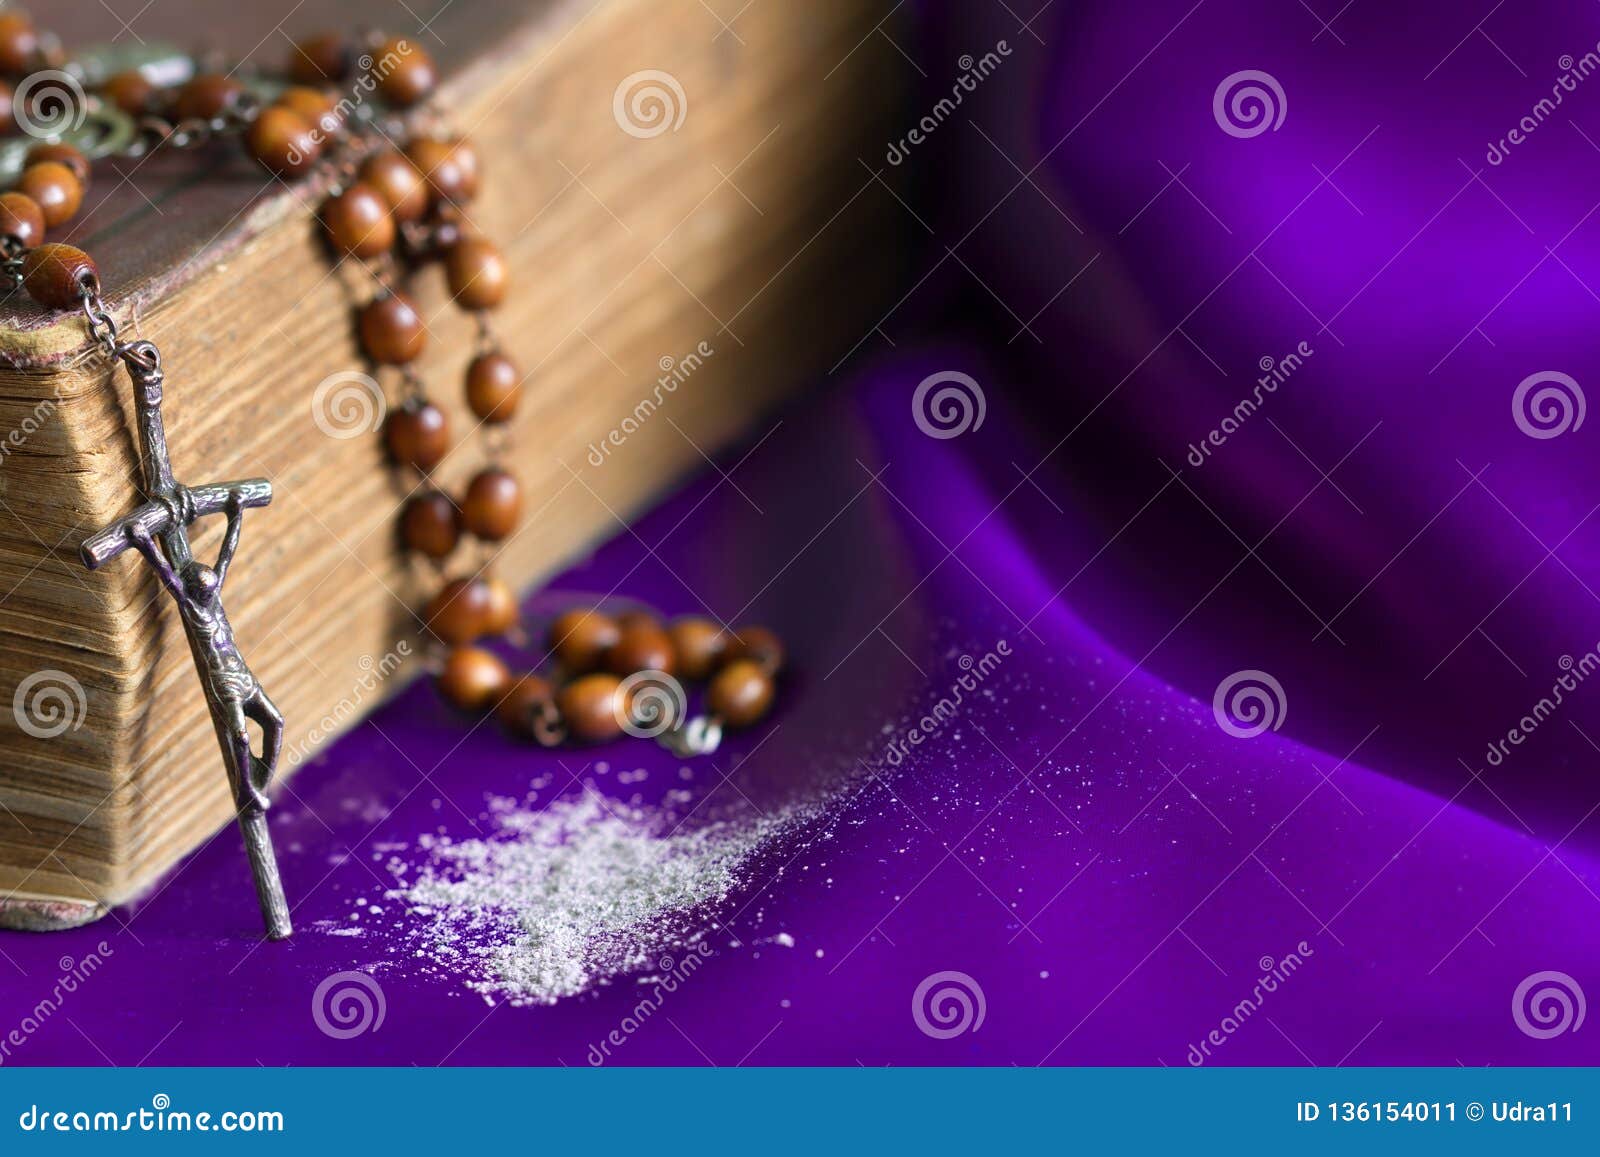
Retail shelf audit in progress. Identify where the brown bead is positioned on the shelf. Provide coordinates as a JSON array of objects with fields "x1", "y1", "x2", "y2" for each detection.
[
  {"x1": 400, "y1": 489, "x2": 459, "y2": 558},
  {"x1": 425, "y1": 577, "x2": 492, "y2": 645},
  {"x1": 668, "y1": 617, "x2": 728, "y2": 681},
  {"x1": 445, "y1": 239, "x2": 509, "y2": 311},
  {"x1": 480, "y1": 575, "x2": 520, "y2": 636},
  {"x1": 26, "y1": 144, "x2": 90, "y2": 187},
  {"x1": 21, "y1": 243, "x2": 97, "y2": 311},
  {"x1": 605, "y1": 619, "x2": 676, "y2": 676},
  {"x1": 436, "y1": 646, "x2": 510, "y2": 712},
  {"x1": 421, "y1": 205, "x2": 467, "y2": 259},
  {"x1": 557, "y1": 673, "x2": 624, "y2": 743},
  {"x1": 0, "y1": 192, "x2": 45, "y2": 248},
  {"x1": 406, "y1": 137, "x2": 476, "y2": 206},
  {"x1": 465, "y1": 352, "x2": 520, "y2": 424},
  {"x1": 373, "y1": 37, "x2": 437, "y2": 107},
  {"x1": 360, "y1": 292, "x2": 427, "y2": 364},
  {"x1": 289, "y1": 33, "x2": 350, "y2": 85},
  {"x1": 174, "y1": 74, "x2": 244, "y2": 123},
  {"x1": 17, "y1": 162, "x2": 82, "y2": 229},
  {"x1": 461, "y1": 467, "x2": 520, "y2": 541},
  {"x1": 707, "y1": 659, "x2": 776, "y2": 729},
  {"x1": 103, "y1": 70, "x2": 154, "y2": 117},
  {"x1": 322, "y1": 183, "x2": 394, "y2": 258},
  {"x1": 384, "y1": 398, "x2": 450, "y2": 472},
  {"x1": 729, "y1": 625, "x2": 785, "y2": 675},
  {"x1": 359, "y1": 150, "x2": 428, "y2": 224},
  {"x1": 277, "y1": 86, "x2": 339, "y2": 135},
  {"x1": 497, "y1": 674, "x2": 563, "y2": 743},
  {"x1": 0, "y1": 80, "x2": 13, "y2": 136},
  {"x1": 548, "y1": 609, "x2": 619, "y2": 675},
  {"x1": 446, "y1": 137, "x2": 480, "y2": 197},
  {"x1": 246, "y1": 106, "x2": 321, "y2": 177},
  {"x1": 0, "y1": 11, "x2": 38, "y2": 74}
]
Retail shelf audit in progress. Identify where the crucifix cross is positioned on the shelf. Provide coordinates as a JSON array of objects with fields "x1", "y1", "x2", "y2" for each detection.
[{"x1": 79, "y1": 339, "x2": 292, "y2": 940}]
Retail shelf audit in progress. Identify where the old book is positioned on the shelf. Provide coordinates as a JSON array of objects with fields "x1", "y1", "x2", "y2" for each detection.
[{"x1": 0, "y1": 0, "x2": 903, "y2": 929}]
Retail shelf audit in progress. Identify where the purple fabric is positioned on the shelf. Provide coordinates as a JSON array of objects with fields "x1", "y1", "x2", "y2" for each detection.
[
  {"x1": 3, "y1": 355, "x2": 1597, "y2": 1065},
  {"x1": 5, "y1": 0, "x2": 1600, "y2": 1067}
]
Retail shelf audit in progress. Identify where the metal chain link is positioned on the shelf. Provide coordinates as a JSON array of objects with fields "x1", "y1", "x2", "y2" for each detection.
[{"x1": 78, "y1": 282, "x2": 160, "y2": 372}]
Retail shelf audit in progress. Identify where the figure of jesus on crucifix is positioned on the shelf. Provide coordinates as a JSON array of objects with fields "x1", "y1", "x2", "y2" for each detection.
[
  {"x1": 81, "y1": 339, "x2": 292, "y2": 940},
  {"x1": 123, "y1": 497, "x2": 282, "y2": 816}
]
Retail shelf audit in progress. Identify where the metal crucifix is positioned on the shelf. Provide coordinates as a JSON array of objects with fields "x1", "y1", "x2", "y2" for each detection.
[{"x1": 79, "y1": 339, "x2": 292, "y2": 940}]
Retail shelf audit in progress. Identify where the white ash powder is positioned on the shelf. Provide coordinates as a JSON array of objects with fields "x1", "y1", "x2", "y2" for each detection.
[{"x1": 383, "y1": 791, "x2": 817, "y2": 1006}]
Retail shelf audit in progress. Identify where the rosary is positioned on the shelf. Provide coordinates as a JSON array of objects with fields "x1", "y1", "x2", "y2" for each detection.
[{"x1": 2, "y1": 16, "x2": 783, "y2": 939}]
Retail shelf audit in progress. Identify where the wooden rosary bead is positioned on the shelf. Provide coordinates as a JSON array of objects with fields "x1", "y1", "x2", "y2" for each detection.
[
  {"x1": 400, "y1": 489, "x2": 460, "y2": 558},
  {"x1": 445, "y1": 137, "x2": 480, "y2": 198},
  {"x1": 557, "y1": 673, "x2": 625, "y2": 743},
  {"x1": 480, "y1": 576, "x2": 520, "y2": 636},
  {"x1": 729, "y1": 625, "x2": 785, "y2": 675},
  {"x1": 445, "y1": 238, "x2": 509, "y2": 311},
  {"x1": 548, "y1": 608, "x2": 619, "y2": 675},
  {"x1": 103, "y1": 69, "x2": 154, "y2": 116},
  {"x1": 402, "y1": 210, "x2": 465, "y2": 267},
  {"x1": 0, "y1": 192, "x2": 45, "y2": 249},
  {"x1": 360, "y1": 292, "x2": 427, "y2": 364},
  {"x1": 707, "y1": 659, "x2": 776, "y2": 729},
  {"x1": 359, "y1": 150, "x2": 429, "y2": 224},
  {"x1": 276, "y1": 86, "x2": 339, "y2": 135},
  {"x1": 436, "y1": 646, "x2": 511, "y2": 712},
  {"x1": 322, "y1": 183, "x2": 394, "y2": 258},
  {"x1": 465, "y1": 351, "x2": 521, "y2": 423},
  {"x1": 21, "y1": 243, "x2": 97, "y2": 311},
  {"x1": 461, "y1": 466, "x2": 521, "y2": 541},
  {"x1": 26, "y1": 144, "x2": 90, "y2": 187},
  {"x1": 497, "y1": 674, "x2": 563, "y2": 743},
  {"x1": 246, "y1": 106, "x2": 321, "y2": 177},
  {"x1": 374, "y1": 37, "x2": 437, "y2": 107},
  {"x1": 16, "y1": 162, "x2": 82, "y2": 229},
  {"x1": 605, "y1": 618, "x2": 676, "y2": 676},
  {"x1": 174, "y1": 74, "x2": 244, "y2": 123},
  {"x1": 0, "y1": 11, "x2": 38, "y2": 74},
  {"x1": 667, "y1": 616, "x2": 727, "y2": 681},
  {"x1": 406, "y1": 137, "x2": 476, "y2": 206},
  {"x1": 614, "y1": 609, "x2": 660, "y2": 631},
  {"x1": 384, "y1": 397, "x2": 449, "y2": 472},
  {"x1": 425, "y1": 576, "x2": 492, "y2": 645},
  {"x1": 289, "y1": 33, "x2": 350, "y2": 85}
]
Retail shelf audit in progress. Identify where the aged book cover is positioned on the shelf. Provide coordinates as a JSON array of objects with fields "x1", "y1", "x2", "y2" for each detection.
[{"x1": 0, "y1": 0, "x2": 903, "y2": 928}]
